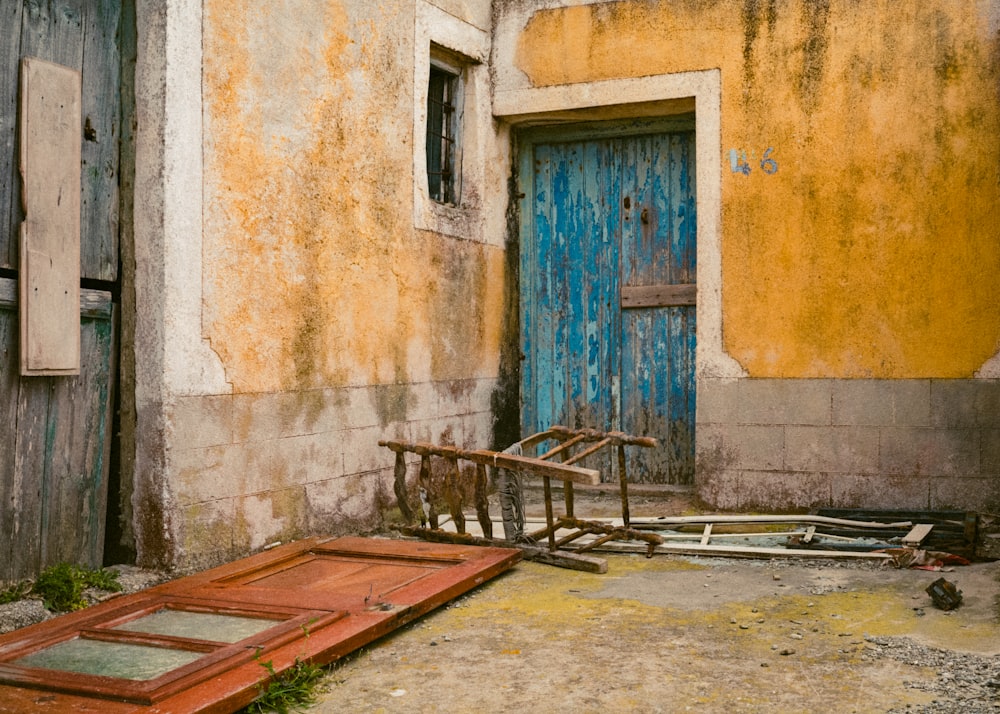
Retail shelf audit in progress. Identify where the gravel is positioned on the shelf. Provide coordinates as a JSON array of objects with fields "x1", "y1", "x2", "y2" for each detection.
[{"x1": 868, "y1": 635, "x2": 1000, "y2": 713}]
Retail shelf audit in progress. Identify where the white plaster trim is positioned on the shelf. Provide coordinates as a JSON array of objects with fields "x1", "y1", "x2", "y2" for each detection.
[
  {"x1": 412, "y1": 1, "x2": 495, "y2": 242},
  {"x1": 493, "y1": 70, "x2": 747, "y2": 380},
  {"x1": 139, "y1": 0, "x2": 228, "y2": 398}
]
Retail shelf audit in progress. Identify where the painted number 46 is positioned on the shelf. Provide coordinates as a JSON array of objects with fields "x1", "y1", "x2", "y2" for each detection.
[{"x1": 729, "y1": 147, "x2": 778, "y2": 175}]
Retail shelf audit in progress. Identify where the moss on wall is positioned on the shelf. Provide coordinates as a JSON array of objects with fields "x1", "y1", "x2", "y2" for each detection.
[
  {"x1": 202, "y1": 1, "x2": 503, "y2": 393},
  {"x1": 515, "y1": 0, "x2": 1000, "y2": 378}
]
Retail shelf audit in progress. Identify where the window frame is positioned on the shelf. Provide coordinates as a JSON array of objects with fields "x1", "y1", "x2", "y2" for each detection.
[{"x1": 426, "y1": 47, "x2": 465, "y2": 206}]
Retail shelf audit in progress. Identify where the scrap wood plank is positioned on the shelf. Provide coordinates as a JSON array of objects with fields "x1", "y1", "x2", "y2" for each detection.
[
  {"x1": 396, "y1": 526, "x2": 607, "y2": 574},
  {"x1": 902, "y1": 524, "x2": 934, "y2": 547}
]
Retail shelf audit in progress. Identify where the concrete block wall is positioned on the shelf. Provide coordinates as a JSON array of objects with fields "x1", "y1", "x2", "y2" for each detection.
[
  {"x1": 164, "y1": 378, "x2": 497, "y2": 571},
  {"x1": 696, "y1": 378, "x2": 1000, "y2": 512}
]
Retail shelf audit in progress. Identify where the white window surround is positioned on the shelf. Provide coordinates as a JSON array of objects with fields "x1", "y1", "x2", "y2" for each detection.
[
  {"x1": 494, "y1": 70, "x2": 746, "y2": 381},
  {"x1": 412, "y1": 1, "x2": 491, "y2": 240}
]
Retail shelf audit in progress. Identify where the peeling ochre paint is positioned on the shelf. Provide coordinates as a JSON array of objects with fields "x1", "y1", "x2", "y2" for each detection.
[
  {"x1": 202, "y1": 1, "x2": 503, "y2": 393},
  {"x1": 515, "y1": 0, "x2": 1000, "y2": 378}
]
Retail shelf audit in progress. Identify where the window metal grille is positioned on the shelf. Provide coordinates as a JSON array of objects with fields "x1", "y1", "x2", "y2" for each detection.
[{"x1": 426, "y1": 65, "x2": 457, "y2": 204}]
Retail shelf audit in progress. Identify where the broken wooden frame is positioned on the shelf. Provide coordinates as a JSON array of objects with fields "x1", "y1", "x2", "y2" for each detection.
[
  {"x1": 380, "y1": 425, "x2": 661, "y2": 571},
  {"x1": 571, "y1": 511, "x2": 979, "y2": 562}
]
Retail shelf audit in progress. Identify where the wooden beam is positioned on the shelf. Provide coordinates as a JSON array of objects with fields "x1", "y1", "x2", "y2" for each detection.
[{"x1": 621, "y1": 283, "x2": 696, "y2": 309}]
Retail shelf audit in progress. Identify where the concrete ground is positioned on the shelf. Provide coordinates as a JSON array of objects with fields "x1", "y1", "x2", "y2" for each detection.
[{"x1": 308, "y1": 491, "x2": 1000, "y2": 713}]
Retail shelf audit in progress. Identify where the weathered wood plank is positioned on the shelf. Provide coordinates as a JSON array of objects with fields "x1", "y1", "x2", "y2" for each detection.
[
  {"x1": 80, "y1": 0, "x2": 120, "y2": 280},
  {"x1": 19, "y1": 57, "x2": 81, "y2": 375},
  {"x1": 9, "y1": 365, "x2": 48, "y2": 581},
  {"x1": 0, "y1": 2, "x2": 25, "y2": 269},
  {"x1": 0, "y1": 303, "x2": 27, "y2": 583},
  {"x1": 39, "y1": 308, "x2": 114, "y2": 568},
  {"x1": 460, "y1": 449, "x2": 601, "y2": 485},
  {"x1": 620, "y1": 283, "x2": 697, "y2": 308}
]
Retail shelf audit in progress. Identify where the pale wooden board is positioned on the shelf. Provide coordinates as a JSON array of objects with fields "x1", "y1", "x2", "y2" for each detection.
[
  {"x1": 19, "y1": 57, "x2": 81, "y2": 375},
  {"x1": 902, "y1": 524, "x2": 934, "y2": 546}
]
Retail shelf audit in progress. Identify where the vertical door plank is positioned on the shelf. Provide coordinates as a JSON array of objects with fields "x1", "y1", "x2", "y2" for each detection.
[
  {"x1": 619, "y1": 130, "x2": 697, "y2": 483},
  {"x1": 20, "y1": 0, "x2": 86, "y2": 68},
  {"x1": 80, "y1": 0, "x2": 120, "y2": 281},
  {"x1": 39, "y1": 296, "x2": 114, "y2": 568},
  {"x1": 9, "y1": 373, "x2": 49, "y2": 582},
  {"x1": 0, "y1": 2, "x2": 25, "y2": 270},
  {"x1": 0, "y1": 281, "x2": 26, "y2": 583},
  {"x1": 19, "y1": 57, "x2": 81, "y2": 375}
]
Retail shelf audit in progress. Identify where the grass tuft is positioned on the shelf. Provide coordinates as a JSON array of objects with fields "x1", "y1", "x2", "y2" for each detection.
[
  {"x1": 31, "y1": 563, "x2": 122, "y2": 612},
  {"x1": 245, "y1": 657, "x2": 326, "y2": 714}
]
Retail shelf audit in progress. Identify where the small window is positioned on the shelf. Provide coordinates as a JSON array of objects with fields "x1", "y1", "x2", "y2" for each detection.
[{"x1": 426, "y1": 53, "x2": 462, "y2": 205}]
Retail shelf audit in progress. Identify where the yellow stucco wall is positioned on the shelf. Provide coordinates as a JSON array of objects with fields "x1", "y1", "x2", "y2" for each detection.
[
  {"x1": 515, "y1": 0, "x2": 1000, "y2": 378},
  {"x1": 201, "y1": 1, "x2": 504, "y2": 393}
]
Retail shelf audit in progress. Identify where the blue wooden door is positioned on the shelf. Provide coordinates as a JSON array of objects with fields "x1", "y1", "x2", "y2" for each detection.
[{"x1": 519, "y1": 119, "x2": 696, "y2": 484}]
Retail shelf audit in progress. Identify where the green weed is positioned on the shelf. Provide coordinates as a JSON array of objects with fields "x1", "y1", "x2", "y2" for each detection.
[
  {"x1": 245, "y1": 657, "x2": 326, "y2": 714},
  {"x1": 31, "y1": 563, "x2": 122, "y2": 612}
]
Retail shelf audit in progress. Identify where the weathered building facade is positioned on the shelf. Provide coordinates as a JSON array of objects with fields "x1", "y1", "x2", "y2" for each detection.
[
  {"x1": 493, "y1": 0, "x2": 1000, "y2": 513},
  {"x1": 2, "y1": 0, "x2": 998, "y2": 577}
]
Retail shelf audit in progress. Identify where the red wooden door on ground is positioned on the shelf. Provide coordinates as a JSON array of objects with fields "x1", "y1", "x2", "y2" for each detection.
[{"x1": 0, "y1": 536, "x2": 520, "y2": 713}]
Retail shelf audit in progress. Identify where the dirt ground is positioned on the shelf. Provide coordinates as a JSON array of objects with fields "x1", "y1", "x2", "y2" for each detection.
[{"x1": 308, "y1": 489, "x2": 1000, "y2": 714}]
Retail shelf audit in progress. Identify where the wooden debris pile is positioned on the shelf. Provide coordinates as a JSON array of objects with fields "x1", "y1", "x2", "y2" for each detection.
[{"x1": 379, "y1": 429, "x2": 981, "y2": 571}]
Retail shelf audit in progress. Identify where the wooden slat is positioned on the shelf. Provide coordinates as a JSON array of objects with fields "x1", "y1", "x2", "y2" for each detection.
[
  {"x1": 80, "y1": 0, "x2": 121, "y2": 280},
  {"x1": 0, "y1": 277, "x2": 111, "y2": 317},
  {"x1": 621, "y1": 283, "x2": 696, "y2": 308},
  {"x1": 19, "y1": 57, "x2": 81, "y2": 375},
  {"x1": 0, "y1": 2, "x2": 25, "y2": 269}
]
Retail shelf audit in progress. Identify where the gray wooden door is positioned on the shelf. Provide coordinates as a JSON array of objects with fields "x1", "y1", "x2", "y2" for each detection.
[
  {"x1": 0, "y1": 0, "x2": 123, "y2": 580},
  {"x1": 519, "y1": 118, "x2": 697, "y2": 484}
]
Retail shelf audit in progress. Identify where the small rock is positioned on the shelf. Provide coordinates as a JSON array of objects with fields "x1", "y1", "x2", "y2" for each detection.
[{"x1": 780, "y1": 649, "x2": 795, "y2": 656}]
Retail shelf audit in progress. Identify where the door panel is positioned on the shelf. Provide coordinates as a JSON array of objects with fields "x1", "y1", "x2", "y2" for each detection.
[
  {"x1": 619, "y1": 131, "x2": 696, "y2": 482},
  {"x1": 520, "y1": 119, "x2": 696, "y2": 484},
  {"x1": 0, "y1": 1, "x2": 123, "y2": 579},
  {"x1": 0, "y1": 537, "x2": 521, "y2": 712}
]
